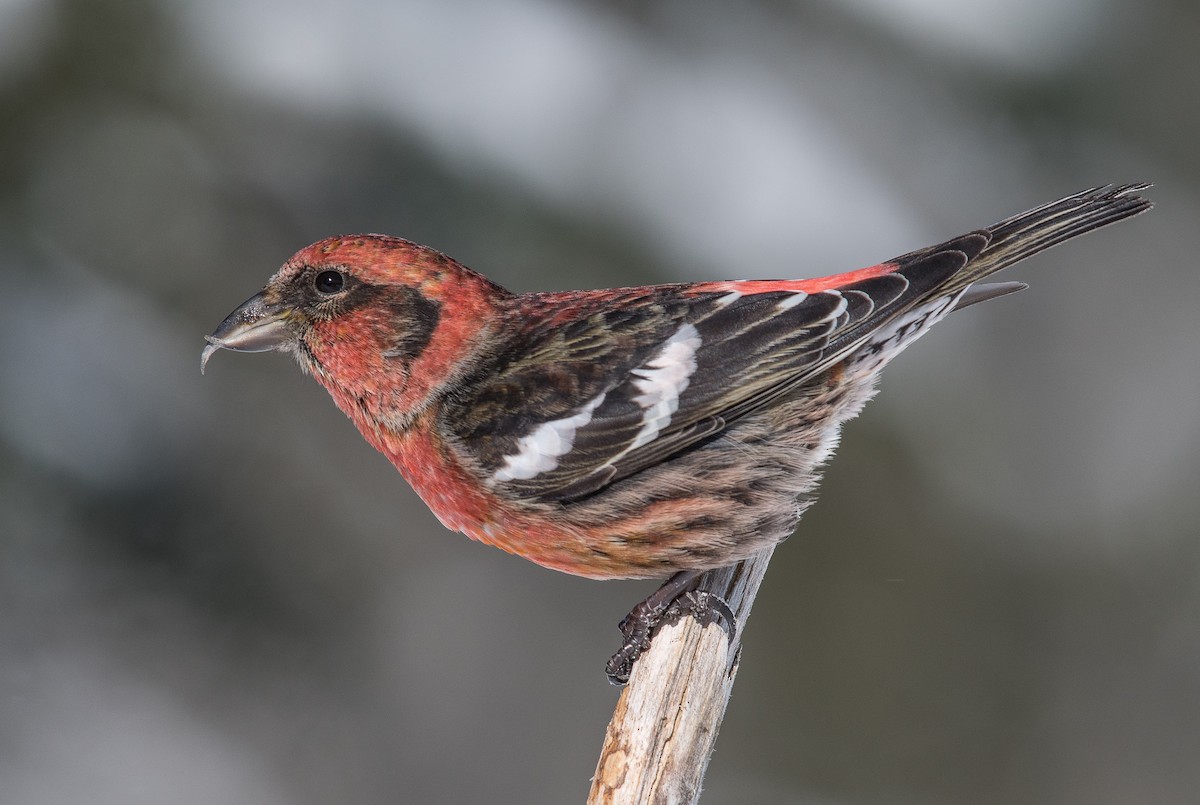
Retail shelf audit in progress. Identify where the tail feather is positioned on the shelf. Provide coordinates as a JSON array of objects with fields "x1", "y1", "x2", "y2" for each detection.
[
  {"x1": 951, "y1": 281, "x2": 1028, "y2": 311},
  {"x1": 944, "y1": 182, "x2": 1153, "y2": 293},
  {"x1": 826, "y1": 183, "x2": 1150, "y2": 367}
]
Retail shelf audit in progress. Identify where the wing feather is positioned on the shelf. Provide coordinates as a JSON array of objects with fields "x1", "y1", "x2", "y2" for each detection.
[{"x1": 443, "y1": 249, "x2": 968, "y2": 503}]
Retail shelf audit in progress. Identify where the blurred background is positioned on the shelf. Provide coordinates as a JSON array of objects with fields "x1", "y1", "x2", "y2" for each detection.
[{"x1": 0, "y1": 0, "x2": 1196, "y2": 802}]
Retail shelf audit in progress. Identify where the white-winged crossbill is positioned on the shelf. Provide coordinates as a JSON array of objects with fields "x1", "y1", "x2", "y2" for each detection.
[{"x1": 203, "y1": 184, "x2": 1151, "y2": 682}]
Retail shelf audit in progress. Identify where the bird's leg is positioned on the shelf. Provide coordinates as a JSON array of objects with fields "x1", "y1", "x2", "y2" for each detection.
[
  {"x1": 605, "y1": 569, "x2": 737, "y2": 685},
  {"x1": 606, "y1": 571, "x2": 700, "y2": 685}
]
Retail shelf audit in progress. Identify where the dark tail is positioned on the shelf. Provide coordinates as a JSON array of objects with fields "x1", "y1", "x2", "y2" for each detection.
[
  {"x1": 824, "y1": 184, "x2": 1151, "y2": 359},
  {"x1": 905, "y1": 183, "x2": 1153, "y2": 308},
  {"x1": 887, "y1": 183, "x2": 1152, "y2": 308}
]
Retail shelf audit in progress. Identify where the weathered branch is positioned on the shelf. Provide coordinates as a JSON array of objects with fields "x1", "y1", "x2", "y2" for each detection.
[{"x1": 588, "y1": 549, "x2": 774, "y2": 804}]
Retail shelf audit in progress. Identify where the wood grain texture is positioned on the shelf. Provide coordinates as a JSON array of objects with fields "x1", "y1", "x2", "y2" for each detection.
[{"x1": 589, "y1": 550, "x2": 773, "y2": 804}]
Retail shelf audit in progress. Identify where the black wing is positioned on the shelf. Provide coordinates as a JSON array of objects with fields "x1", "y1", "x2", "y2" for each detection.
[{"x1": 442, "y1": 252, "x2": 969, "y2": 503}]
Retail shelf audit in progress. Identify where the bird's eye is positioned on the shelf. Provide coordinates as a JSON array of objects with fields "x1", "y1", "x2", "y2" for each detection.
[{"x1": 314, "y1": 270, "x2": 345, "y2": 295}]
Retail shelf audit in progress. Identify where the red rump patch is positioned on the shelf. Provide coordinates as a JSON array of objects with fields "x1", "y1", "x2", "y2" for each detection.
[{"x1": 691, "y1": 262, "x2": 899, "y2": 296}]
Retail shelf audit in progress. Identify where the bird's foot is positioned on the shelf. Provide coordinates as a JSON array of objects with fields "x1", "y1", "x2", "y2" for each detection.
[{"x1": 605, "y1": 571, "x2": 737, "y2": 685}]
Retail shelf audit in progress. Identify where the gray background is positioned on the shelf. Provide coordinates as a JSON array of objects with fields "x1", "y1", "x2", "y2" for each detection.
[{"x1": 1, "y1": 0, "x2": 1196, "y2": 802}]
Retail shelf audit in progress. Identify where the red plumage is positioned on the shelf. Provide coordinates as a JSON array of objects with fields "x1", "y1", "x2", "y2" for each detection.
[{"x1": 203, "y1": 184, "x2": 1150, "y2": 680}]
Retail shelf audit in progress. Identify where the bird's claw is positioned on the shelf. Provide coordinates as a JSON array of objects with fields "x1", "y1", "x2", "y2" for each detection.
[
  {"x1": 605, "y1": 588, "x2": 737, "y2": 686},
  {"x1": 664, "y1": 589, "x2": 737, "y2": 640}
]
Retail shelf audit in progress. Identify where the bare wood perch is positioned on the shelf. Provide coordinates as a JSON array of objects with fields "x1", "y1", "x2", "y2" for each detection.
[{"x1": 588, "y1": 549, "x2": 774, "y2": 804}]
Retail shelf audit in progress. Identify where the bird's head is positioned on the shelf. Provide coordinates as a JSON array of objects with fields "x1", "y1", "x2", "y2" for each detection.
[{"x1": 203, "y1": 234, "x2": 511, "y2": 426}]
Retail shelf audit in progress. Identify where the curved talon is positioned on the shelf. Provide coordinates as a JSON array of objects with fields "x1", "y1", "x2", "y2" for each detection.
[
  {"x1": 605, "y1": 577, "x2": 740, "y2": 685},
  {"x1": 605, "y1": 646, "x2": 639, "y2": 686},
  {"x1": 667, "y1": 590, "x2": 737, "y2": 644}
]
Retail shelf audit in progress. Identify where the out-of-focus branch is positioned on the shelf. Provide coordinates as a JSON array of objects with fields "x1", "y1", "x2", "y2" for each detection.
[{"x1": 588, "y1": 550, "x2": 773, "y2": 804}]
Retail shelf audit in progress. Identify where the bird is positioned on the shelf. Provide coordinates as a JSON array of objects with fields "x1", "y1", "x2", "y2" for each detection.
[{"x1": 203, "y1": 183, "x2": 1151, "y2": 683}]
